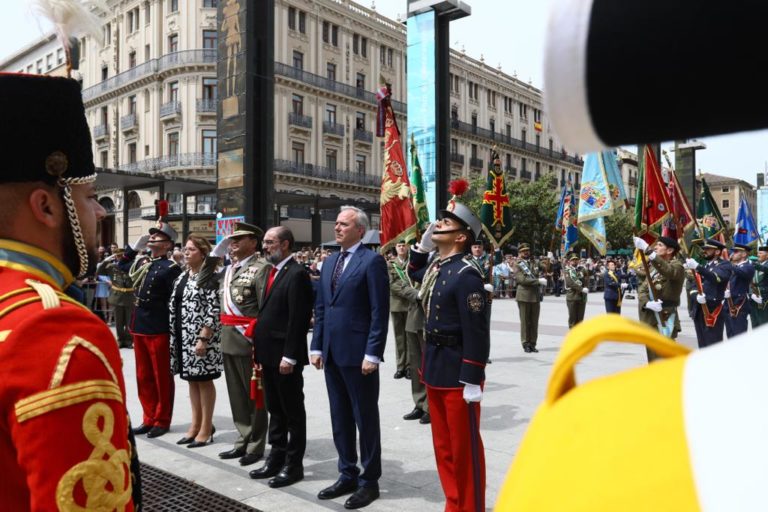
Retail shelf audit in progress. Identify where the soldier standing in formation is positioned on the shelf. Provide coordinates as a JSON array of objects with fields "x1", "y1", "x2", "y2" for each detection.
[
  {"x1": 409, "y1": 200, "x2": 490, "y2": 512},
  {"x1": 563, "y1": 254, "x2": 589, "y2": 328},
  {"x1": 97, "y1": 245, "x2": 135, "y2": 348},
  {"x1": 685, "y1": 239, "x2": 733, "y2": 347},
  {"x1": 513, "y1": 243, "x2": 546, "y2": 353},
  {"x1": 125, "y1": 222, "x2": 182, "y2": 439},
  {"x1": 724, "y1": 243, "x2": 755, "y2": 338},
  {"x1": 388, "y1": 240, "x2": 411, "y2": 379},
  {"x1": 0, "y1": 73, "x2": 139, "y2": 510},
  {"x1": 216, "y1": 222, "x2": 271, "y2": 467},
  {"x1": 633, "y1": 236, "x2": 685, "y2": 362},
  {"x1": 750, "y1": 245, "x2": 768, "y2": 327}
]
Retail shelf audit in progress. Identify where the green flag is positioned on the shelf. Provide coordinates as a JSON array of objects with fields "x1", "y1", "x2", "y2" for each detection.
[
  {"x1": 695, "y1": 177, "x2": 730, "y2": 244},
  {"x1": 634, "y1": 145, "x2": 646, "y2": 233},
  {"x1": 409, "y1": 135, "x2": 430, "y2": 232},
  {"x1": 480, "y1": 148, "x2": 514, "y2": 248}
]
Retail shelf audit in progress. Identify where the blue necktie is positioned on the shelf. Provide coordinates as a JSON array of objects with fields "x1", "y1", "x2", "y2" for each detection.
[{"x1": 331, "y1": 251, "x2": 350, "y2": 293}]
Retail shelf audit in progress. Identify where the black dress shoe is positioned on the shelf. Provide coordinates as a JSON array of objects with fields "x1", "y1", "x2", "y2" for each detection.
[
  {"x1": 249, "y1": 457, "x2": 285, "y2": 479},
  {"x1": 344, "y1": 487, "x2": 380, "y2": 509},
  {"x1": 132, "y1": 424, "x2": 152, "y2": 435},
  {"x1": 419, "y1": 412, "x2": 431, "y2": 424},
  {"x1": 523, "y1": 344, "x2": 532, "y2": 353},
  {"x1": 268, "y1": 465, "x2": 304, "y2": 488},
  {"x1": 393, "y1": 369, "x2": 405, "y2": 379},
  {"x1": 176, "y1": 436, "x2": 194, "y2": 445},
  {"x1": 318, "y1": 478, "x2": 358, "y2": 500},
  {"x1": 402, "y1": 408, "x2": 424, "y2": 421},
  {"x1": 187, "y1": 428, "x2": 215, "y2": 448},
  {"x1": 239, "y1": 452, "x2": 263, "y2": 466},
  {"x1": 146, "y1": 426, "x2": 169, "y2": 438},
  {"x1": 218, "y1": 447, "x2": 246, "y2": 460},
  {"x1": 405, "y1": 367, "x2": 412, "y2": 380},
  {"x1": 530, "y1": 346, "x2": 539, "y2": 353}
]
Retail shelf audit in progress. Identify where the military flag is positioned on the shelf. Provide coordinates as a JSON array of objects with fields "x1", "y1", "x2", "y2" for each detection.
[
  {"x1": 662, "y1": 170, "x2": 695, "y2": 251},
  {"x1": 480, "y1": 148, "x2": 514, "y2": 248},
  {"x1": 694, "y1": 177, "x2": 729, "y2": 244},
  {"x1": 635, "y1": 145, "x2": 672, "y2": 244},
  {"x1": 377, "y1": 80, "x2": 418, "y2": 252},
  {"x1": 409, "y1": 134, "x2": 430, "y2": 233},
  {"x1": 555, "y1": 176, "x2": 578, "y2": 255},
  {"x1": 577, "y1": 151, "x2": 624, "y2": 255},
  {"x1": 734, "y1": 196, "x2": 760, "y2": 247}
]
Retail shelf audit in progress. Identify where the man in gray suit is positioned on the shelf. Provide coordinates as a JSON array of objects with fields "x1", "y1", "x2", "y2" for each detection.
[{"x1": 216, "y1": 222, "x2": 271, "y2": 466}]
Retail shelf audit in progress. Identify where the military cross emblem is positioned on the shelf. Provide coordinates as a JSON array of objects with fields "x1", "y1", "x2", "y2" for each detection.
[{"x1": 482, "y1": 170, "x2": 510, "y2": 227}]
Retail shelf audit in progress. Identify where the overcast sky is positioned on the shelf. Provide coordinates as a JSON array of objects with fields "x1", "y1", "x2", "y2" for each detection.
[{"x1": 2, "y1": 0, "x2": 765, "y2": 186}]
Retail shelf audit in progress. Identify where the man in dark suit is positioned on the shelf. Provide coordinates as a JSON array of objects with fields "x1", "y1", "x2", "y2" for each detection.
[
  {"x1": 311, "y1": 206, "x2": 389, "y2": 510},
  {"x1": 603, "y1": 259, "x2": 628, "y2": 314},
  {"x1": 249, "y1": 227, "x2": 313, "y2": 488}
]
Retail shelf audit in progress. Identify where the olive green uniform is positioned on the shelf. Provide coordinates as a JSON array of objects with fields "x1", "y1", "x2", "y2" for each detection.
[
  {"x1": 389, "y1": 258, "x2": 411, "y2": 373},
  {"x1": 750, "y1": 261, "x2": 768, "y2": 327},
  {"x1": 564, "y1": 265, "x2": 589, "y2": 328},
  {"x1": 636, "y1": 256, "x2": 685, "y2": 362},
  {"x1": 97, "y1": 255, "x2": 134, "y2": 348},
  {"x1": 514, "y1": 258, "x2": 542, "y2": 350}
]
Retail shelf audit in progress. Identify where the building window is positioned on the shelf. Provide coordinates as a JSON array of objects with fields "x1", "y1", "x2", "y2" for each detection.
[
  {"x1": 143, "y1": 90, "x2": 150, "y2": 112},
  {"x1": 145, "y1": 44, "x2": 151, "y2": 61},
  {"x1": 361, "y1": 37, "x2": 367, "y2": 58},
  {"x1": 168, "y1": 34, "x2": 178, "y2": 53},
  {"x1": 144, "y1": 1, "x2": 151, "y2": 24},
  {"x1": 506, "y1": 123, "x2": 512, "y2": 138},
  {"x1": 356, "y1": 112, "x2": 366, "y2": 130},
  {"x1": 353, "y1": 34, "x2": 359, "y2": 55},
  {"x1": 145, "y1": 145, "x2": 150, "y2": 156},
  {"x1": 56, "y1": 48, "x2": 64, "y2": 65},
  {"x1": 203, "y1": 30, "x2": 217, "y2": 49},
  {"x1": 203, "y1": 77, "x2": 217, "y2": 99},
  {"x1": 46, "y1": 54, "x2": 53, "y2": 70},
  {"x1": 202, "y1": 130, "x2": 217, "y2": 154},
  {"x1": 322, "y1": 21, "x2": 330, "y2": 43},
  {"x1": 471, "y1": 114, "x2": 477, "y2": 129},
  {"x1": 325, "y1": 104, "x2": 337, "y2": 124},
  {"x1": 170, "y1": 0, "x2": 178, "y2": 13},
  {"x1": 722, "y1": 186, "x2": 730, "y2": 193},
  {"x1": 101, "y1": 65, "x2": 108, "y2": 81},
  {"x1": 128, "y1": 143, "x2": 137, "y2": 164},
  {"x1": 451, "y1": 138, "x2": 458, "y2": 154},
  {"x1": 292, "y1": 141, "x2": 305, "y2": 165},
  {"x1": 356, "y1": 73, "x2": 365, "y2": 90},
  {"x1": 128, "y1": 95, "x2": 137, "y2": 114},
  {"x1": 36, "y1": 59, "x2": 43, "y2": 74},
  {"x1": 168, "y1": 81, "x2": 178, "y2": 102},
  {"x1": 292, "y1": 50, "x2": 304, "y2": 70},
  {"x1": 288, "y1": 7, "x2": 296, "y2": 30},
  {"x1": 471, "y1": 144, "x2": 478, "y2": 159},
  {"x1": 489, "y1": 119, "x2": 495, "y2": 133},
  {"x1": 722, "y1": 199, "x2": 730, "y2": 209},
  {"x1": 451, "y1": 105, "x2": 458, "y2": 121},
  {"x1": 103, "y1": 23, "x2": 111, "y2": 46},
  {"x1": 535, "y1": 134, "x2": 541, "y2": 148},
  {"x1": 100, "y1": 150, "x2": 109, "y2": 169},
  {"x1": 203, "y1": 0, "x2": 218, "y2": 7},
  {"x1": 549, "y1": 138, "x2": 554, "y2": 152},
  {"x1": 167, "y1": 132, "x2": 179, "y2": 156},
  {"x1": 128, "y1": 7, "x2": 140, "y2": 32},
  {"x1": 521, "y1": 129, "x2": 527, "y2": 143},
  {"x1": 380, "y1": 45, "x2": 386, "y2": 66},
  {"x1": 519, "y1": 103, "x2": 528, "y2": 119},
  {"x1": 298, "y1": 11, "x2": 306, "y2": 34},
  {"x1": 506, "y1": 153, "x2": 512, "y2": 169},
  {"x1": 387, "y1": 48, "x2": 393, "y2": 67},
  {"x1": 356, "y1": 154, "x2": 366, "y2": 174},
  {"x1": 292, "y1": 94, "x2": 303, "y2": 115},
  {"x1": 326, "y1": 149, "x2": 338, "y2": 170},
  {"x1": 327, "y1": 62, "x2": 336, "y2": 81},
  {"x1": 331, "y1": 25, "x2": 339, "y2": 46},
  {"x1": 100, "y1": 106, "x2": 108, "y2": 126},
  {"x1": 128, "y1": 51, "x2": 136, "y2": 68},
  {"x1": 521, "y1": 158, "x2": 527, "y2": 171}
]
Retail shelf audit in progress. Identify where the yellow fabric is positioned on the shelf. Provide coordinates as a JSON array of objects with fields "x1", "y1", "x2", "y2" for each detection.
[{"x1": 496, "y1": 315, "x2": 700, "y2": 511}]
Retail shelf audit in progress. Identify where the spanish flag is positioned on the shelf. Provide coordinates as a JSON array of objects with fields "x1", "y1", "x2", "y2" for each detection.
[{"x1": 534, "y1": 121, "x2": 543, "y2": 132}]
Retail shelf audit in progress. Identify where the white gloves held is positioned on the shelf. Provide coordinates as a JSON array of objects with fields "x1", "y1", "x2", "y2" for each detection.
[
  {"x1": 620, "y1": 283, "x2": 628, "y2": 290},
  {"x1": 211, "y1": 238, "x2": 232, "y2": 258},
  {"x1": 752, "y1": 294, "x2": 763, "y2": 305},
  {"x1": 685, "y1": 258, "x2": 699, "y2": 270},
  {"x1": 463, "y1": 383, "x2": 482, "y2": 403},
  {"x1": 131, "y1": 234, "x2": 150, "y2": 251},
  {"x1": 696, "y1": 294, "x2": 707, "y2": 304},
  {"x1": 538, "y1": 278, "x2": 548, "y2": 286},
  {"x1": 644, "y1": 299, "x2": 663, "y2": 313},
  {"x1": 419, "y1": 222, "x2": 437, "y2": 253},
  {"x1": 582, "y1": 287, "x2": 590, "y2": 295},
  {"x1": 633, "y1": 236, "x2": 649, "y2": 252},
  {"x1": 724, "y1": 289, "x2": 731, "y2": 299}
]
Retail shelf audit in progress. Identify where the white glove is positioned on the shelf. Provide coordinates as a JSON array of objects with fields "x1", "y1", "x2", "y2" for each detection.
[
  {"x1": 633, "y1": 236, "x2": 649, "y2": 252},
  {"x1": 620, "y1": 283, "x2": 628, "y2": 290},
  {"x1": 644, "y1": 299, "x2": 663, "y2": 313},
  {"x1": 211, "y1": 238, "x2": 232, "y2": 258},
  {"x1": 752, "y1": 294, "x2": 763, "y2": 305},
  {"x1": 463, "y1": 383, "x2": 483, "y2": 403},
  {"x1": 582, "y1": 287, "x2": 589, "y2": 294},
  {"x1": 131, "y1": 234, "x2": 150, "y2": 251},
  {"x1": 538, "y1": 278, "x2": 548, "y2": 286},
  {"x1": 483, "y1": 283, "x2": 494, "y2": 293},
  {"x1": 685, "y1": 258, "x2": 699, "y2": 270},
  {"x1": 418, "y1": 222, "x2": 437, "y2": 253},
  {"x1": 696, "y1": 294, "x2": 707, "y2": 304},
  {"x1": 724, "y1": 289, "x2": 731, "y2": 299},
  {"x1": 647, "y1": 251, "x2": 657, "y2": 261}
]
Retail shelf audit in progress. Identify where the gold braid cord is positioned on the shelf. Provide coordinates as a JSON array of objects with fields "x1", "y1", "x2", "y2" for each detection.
[
  {"x1": 55, "y1": 402, "x2": 132, "y2": 511},
  {"x1": 59, "y1": 175, "x2": 96, "y2": 279}
]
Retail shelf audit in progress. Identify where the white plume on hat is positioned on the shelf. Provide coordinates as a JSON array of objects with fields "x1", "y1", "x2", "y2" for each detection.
[{"x1": 29, "y1": 0, "x2": 109, "y2": 50}]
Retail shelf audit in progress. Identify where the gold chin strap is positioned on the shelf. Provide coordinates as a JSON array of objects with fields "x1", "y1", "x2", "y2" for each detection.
[{"x1": 58, "y1": 174, "x2": 97, "y2": 279}]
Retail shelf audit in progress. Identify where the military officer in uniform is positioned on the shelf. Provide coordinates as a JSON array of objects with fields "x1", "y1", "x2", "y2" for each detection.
[
  {"x1": 514, "y1": 243, "x2": 547, "y2": 353},
  {"x1": 0, "y1": 73, "x2": 139, "y2": 510},
  {"x1": 724, "y1": 243, "x2": 755, "y2": 337},
  {"x1": 216, "y1": 222, "x2": 271, "y2": 466},
  {"x1": 388, "y1": 240, "x2": 410, "y2": 379},
  {"x1": 633, "y1": 236, "x2": 686, "y2": 362},
  {"x1": 123, "y1": 221, "x2": 182, "y2": 438},
  {"x1": 408, "y1": 199, "x2": 490, "y2": 512},
  {"x1": 564, "y1": 253, "x2": 589, "y2": 328},
  {"x1": 97, "y1": 246, "x2": 135, "y2": 348},
  {"x1": 750, "y1": 245, "x2": 768, "y2": 327},
  {"x1": 685, "y1": 238, "x2": 733, "y2": 347}
]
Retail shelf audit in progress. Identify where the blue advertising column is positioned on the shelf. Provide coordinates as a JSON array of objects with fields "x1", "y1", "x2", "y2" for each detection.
[{"x1": 407, "y1": 1, "x2": 471, "y2": 218}]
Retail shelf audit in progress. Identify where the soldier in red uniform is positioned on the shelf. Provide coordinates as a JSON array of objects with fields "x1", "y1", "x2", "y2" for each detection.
[{"x1": 0, "y1": 74, "x2": 139, "y2": 510}]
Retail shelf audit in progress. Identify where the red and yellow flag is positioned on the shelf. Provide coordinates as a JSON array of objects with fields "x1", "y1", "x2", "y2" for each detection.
[{"x1": 377, "y1": 83, "x2": 417, "y2": 252}]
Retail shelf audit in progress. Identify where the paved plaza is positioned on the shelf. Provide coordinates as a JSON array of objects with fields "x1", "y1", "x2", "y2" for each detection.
[{"x1": 125, "y1": 292, "x2": 698, "y2": 511}]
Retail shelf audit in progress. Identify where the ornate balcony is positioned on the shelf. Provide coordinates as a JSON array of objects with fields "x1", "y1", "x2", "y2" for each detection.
[
  {"x1": 196, "y1": 98, "x2": 216, "y2": 115},
  {"x1": 120, "y1": 113, "x2": 138, "y2": 133},
  {"x1": 160, "y1": 101, "x2": 182, "y2": 121},
  {"x1": 288, "y1": 112, "x2": 313, "y2": 130},
  {"x1": 353, "y1": 129, "x2": 373, "y2": 143},
  {"x1": 93, "y1": 124, "x2": 109, "y2": 142},
  {"x1": 274, "y1": 159, "x2": 379, "y2": 188},
  {"x1": 450, "y1": 153, "x2": 464, "y2": 165},
  {"x1": 323, "y1": 121, "x2": 345, "y2": 138}
]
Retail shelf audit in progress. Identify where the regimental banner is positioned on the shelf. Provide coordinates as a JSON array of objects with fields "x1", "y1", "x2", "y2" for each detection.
[
  {"x1": 578, "y1": 151, "x2": 625, "y2": 255},
  {"x1": 410, "y1": 135, "x2": 430, "y2": 233},
  {"x1": 480, "y1": 149, "x2": 514, "y2": 248}
]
